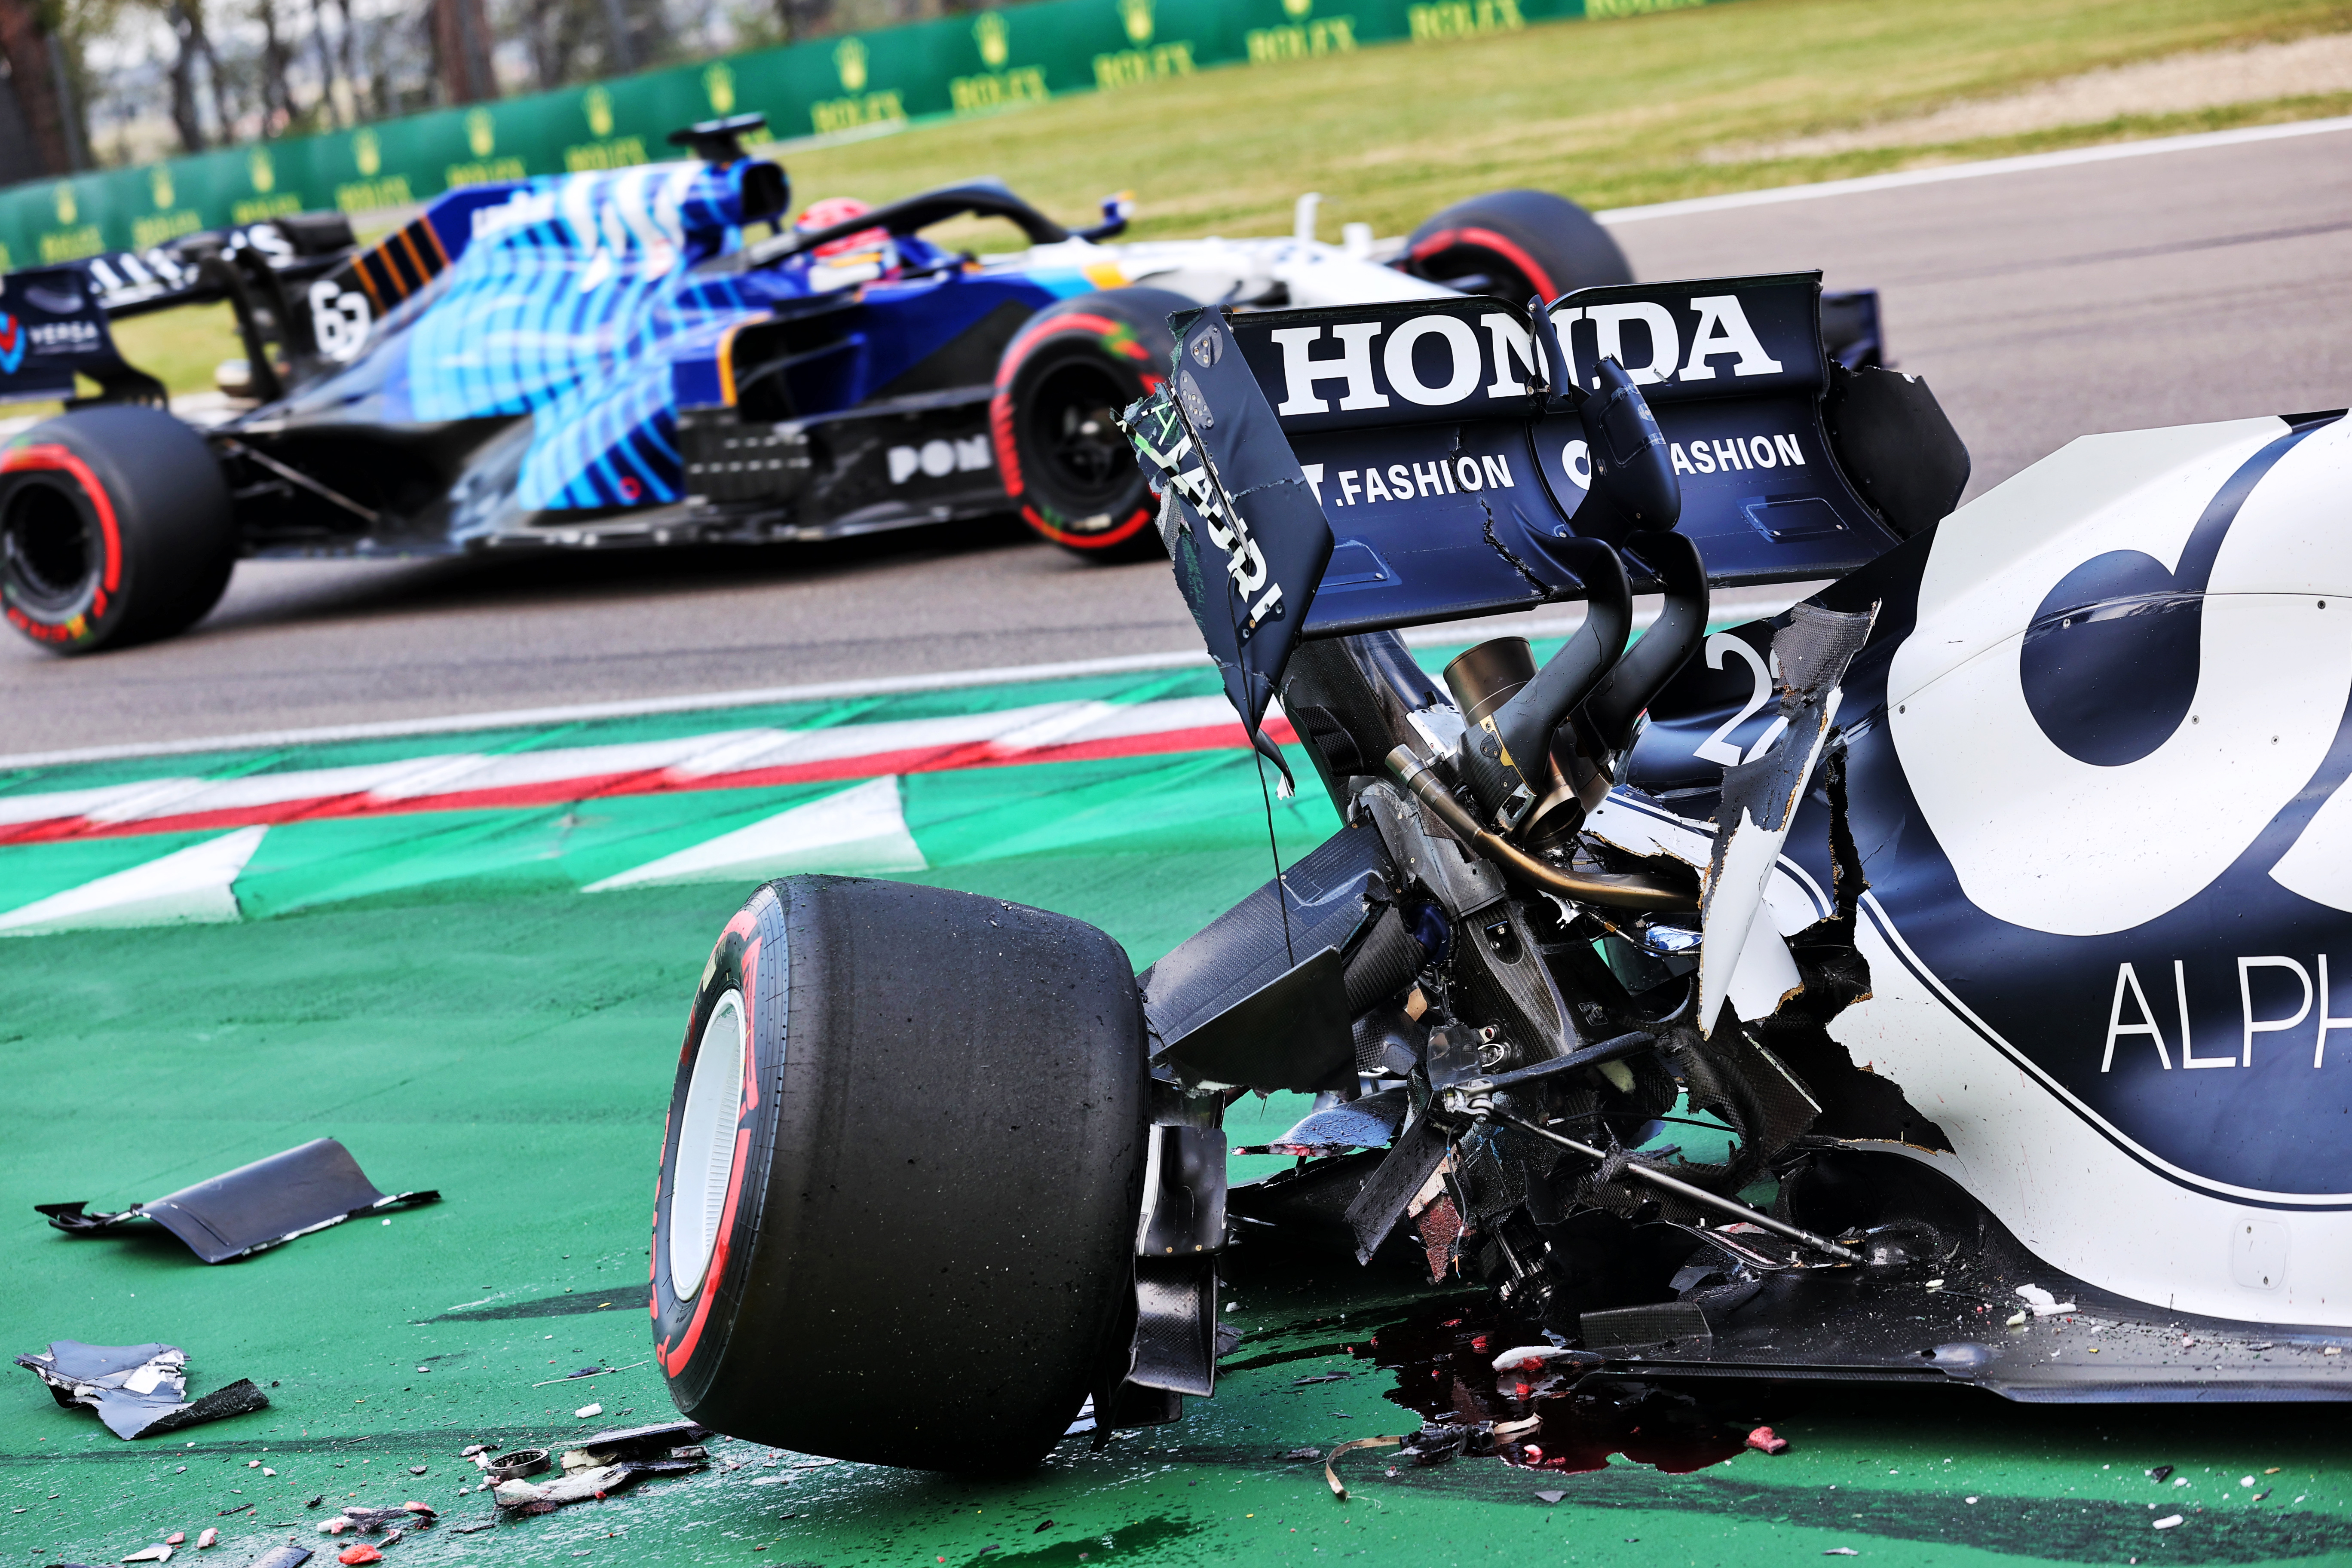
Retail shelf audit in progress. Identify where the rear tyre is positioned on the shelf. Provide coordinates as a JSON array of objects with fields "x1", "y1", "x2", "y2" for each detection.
[
  {"x1": 1403, "y1": 189, "x2": 1633, "y2": 305},
  {"x1": 652, "y1": 875, "x2": 1149, "y2": 1472},
  {"x1": 993, "y1": 285, "x2": 1192, "y2": 562},
  {"x1": 0, "y1": 406, "x2": 236, "y2": 654}
]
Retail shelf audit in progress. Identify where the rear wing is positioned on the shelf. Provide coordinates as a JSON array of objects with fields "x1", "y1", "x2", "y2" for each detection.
[
  {"x1": 1215, "y1": 272, "x2": 1920, "y2": 637},
  {"x1": 0, "y1": 267, "x2": 164, "y2": 407},
  {"x1": 0, "y1": 213, "x2": 362, "y2": 410}
]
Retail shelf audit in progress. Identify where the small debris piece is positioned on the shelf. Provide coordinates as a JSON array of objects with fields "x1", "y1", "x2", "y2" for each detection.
[
  {"x1": 261, "y1": 1467, "x2": 276, "y2": 1477},
  {"x1": 36, "y1": 1139, "x2": 437, "y2": 1264},
  {"x1": 1284, "y1": 1447, "x2": 1323, "y2": 1461},
  {"x1": 2149, "y1": 1467, "x2": 2174, "y2": 1482},
  {"x1": 1292, "y1": 1373, "x2": 1348, "y2": 1385},
  {"x1": 1535, "y1": 1489, "x2": 1565, "y2": 1504},
  {"x1": 124, "y1": 1547, "x2": 173, "y2": 1562},
  {"x1": 337, "y1": 1548, "x2": 382, "y2": 1566},
  {"x1": 195, "y1": 1529, "x2": 217, "y2": 1549},
  {"x1": 453, "y1": 1519, "x2": 498, "y2": 1534},
  {"x1": 2242, "y1": 1476, "x2": 2256, "y2": 1487},
  {"x1": 409, "y1": 1465, "x2": 426, "y2": 1475},
  {"x1": 1326, "y1": 1435, "x2": 1404, "y2": 1501},
  {"x1": 1825, "y1": 1551, "x2": 1859, "y2": 1558},
  {"x1": 402, "y1": 1502, "x2": 435, "y2": 1516},
  {"x1": 460, "y1": 1445, "x2": 487, "y2": 1458},
  {"x1": 485, "y1": 1448, "x2": 551, "y2": 1482},
  {"x1": 2267, "y1": 1468, "x2": 2282, "y2": 1475},
  {"x1": 305, "y1": 1494, "x2": 325, "y2": 1508},
  {"x1": 2254, "y1": 1491, "x2": 2272, "y2": 1502},
  {"x1": 216, "y1": 1504, "x2": 254, "y2": 1517},
  {"x1": 248, "y1": 1549, "x2": 312, "y2": 1568},
  {"x1": 166, "y1": 1534, "x2": 186, "y2": 1545},
  {"x1": 1747, "y1": 1427, "x2": 1790, "y2": 1455},
  {"x1": 248, "y1": 1461, "x2": 261, "y2": 1468},
  {"x1": 2154, "y1": 1516, "x2": 2184, "y2": 1530},
  {"x1": 1035, "y1": 1521, "x2": 1053, "y2": 1533},
  {"x1": 2328, "y1": 1347, "x2": 2343, "y2": 1356},
  {"x1": 574, "y1": 1403, "x2": 603, "y2": 1419},
  {"x1": 11, "y1": 1342, "x2": 270, "y2": 1440},
  {"x1": 2006, "y1": 1311, "x2": 2028, "y2": 1327},
  {"x1": 1925, "y1": 1279, "x2": 1945, "y2": 1292}
]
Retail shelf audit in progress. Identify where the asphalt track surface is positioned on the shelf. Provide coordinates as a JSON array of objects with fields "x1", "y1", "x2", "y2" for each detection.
[{"x1": 4, "y1": 122, "x2": 2349, "y2": 756}]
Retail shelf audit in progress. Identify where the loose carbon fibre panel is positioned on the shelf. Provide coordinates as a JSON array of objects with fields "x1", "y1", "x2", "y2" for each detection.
[{"x1": 1139, "y1": 825, "x2": 1388, "y2": 1051}]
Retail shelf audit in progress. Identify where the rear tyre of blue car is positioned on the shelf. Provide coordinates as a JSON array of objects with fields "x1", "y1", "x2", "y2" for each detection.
[
  {"x1": 994, "y1": 285, "x2": 1192, "y2": 564},
  {"x1": 0, "y1": 405, "x2": 237, "y2": 655},
  {"x1": 1403, "y1": 189, "x2": 1633, "y2": 304},
  {"x1": 651, "y1": 874, "x2": 1150, "y2": 1473}
]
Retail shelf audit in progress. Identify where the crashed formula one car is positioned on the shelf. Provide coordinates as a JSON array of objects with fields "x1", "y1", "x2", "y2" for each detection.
[
  {"x1": 0, "y1": 110, "x2": 1781, "y2": 655},
  {"x1": 646, "y1": 265, "x2": 2352, "y2": 1472}
]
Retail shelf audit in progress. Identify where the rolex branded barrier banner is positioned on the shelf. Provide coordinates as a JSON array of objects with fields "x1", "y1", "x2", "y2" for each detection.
[{"x1": 0, "y1": 0, "x2": 1717, "y2": 273}]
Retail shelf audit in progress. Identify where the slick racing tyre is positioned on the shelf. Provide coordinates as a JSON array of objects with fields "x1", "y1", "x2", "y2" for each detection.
[
  {"x1": 652, "y1": 875, "x2": 1149, "y2": 1472},
  {"x1": 0, "y1": 406, "x2": 236, "y2": 654},
  {"x1": 993, "y1": 285, "x2": 1191, "y2": 562},
  {"x1": 1403, "y1": 189, "x2": 1633, "y2": 304}
]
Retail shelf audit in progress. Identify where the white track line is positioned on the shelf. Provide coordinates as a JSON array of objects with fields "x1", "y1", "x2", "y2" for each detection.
[
  {"x1": 5, "y1": 596, "x2": 1814, "y2": 772},
  {"x1": 1596, "y1": 114, "x2": 2352, "y2": 224}
]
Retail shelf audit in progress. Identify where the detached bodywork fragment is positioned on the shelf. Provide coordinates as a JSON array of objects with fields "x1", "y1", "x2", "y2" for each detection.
[
  {"x1": 37, "y1": 1138, "x2": 438, "y2": 1263},
  {"x1": 14, "y1": 1341, "x2": 268, "y2": 1439},
  {"x1": 642, "y1": 265, "x2": 2352, "y2": 1480}
]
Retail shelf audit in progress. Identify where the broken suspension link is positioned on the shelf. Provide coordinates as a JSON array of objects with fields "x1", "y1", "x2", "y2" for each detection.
[{"x1": 1484, "y1": 1108, "x2": 1863, "y2": 1265}]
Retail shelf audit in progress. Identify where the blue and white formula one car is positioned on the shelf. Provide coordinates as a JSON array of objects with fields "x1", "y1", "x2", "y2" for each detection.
[
  {"x1": 5, "y1": 114, "x2": 1847, "y2": 655},
  {"x1": 639, "y1": 268, "x2": 2352, "y2": 1474}
]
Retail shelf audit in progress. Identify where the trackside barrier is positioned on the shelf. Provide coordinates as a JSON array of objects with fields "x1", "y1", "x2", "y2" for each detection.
[{"x1": 0, "y1": 0, "x2": 1724, "y2": 269}]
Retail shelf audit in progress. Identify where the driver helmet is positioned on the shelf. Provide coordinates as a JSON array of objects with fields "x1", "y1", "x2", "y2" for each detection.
[{"x1": 795, "y1": 196, "x2": 891, "y2": 259}]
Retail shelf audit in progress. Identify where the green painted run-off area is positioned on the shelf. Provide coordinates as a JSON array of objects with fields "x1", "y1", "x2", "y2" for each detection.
[{"x1": 5, "y1": 654, "x2": 2352, "y2": 1567}]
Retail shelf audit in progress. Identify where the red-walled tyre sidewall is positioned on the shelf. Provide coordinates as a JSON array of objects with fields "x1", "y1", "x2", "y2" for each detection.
[
  {"x1": 992, "y1": 286, "x2": 1193, "y2": 563},
  {"x1": 648, "y1": 882, "x2": 784, "y2": 1418},
  {"x1": 650, "y1": 875, "x2": 1149, "y2": 1473},
  {"x1": 0, "y1": 406, "x2": 234, "y2": 654},
  {"x1": 1403, "y1": 189, "x2": 1633, "y2": 306}
]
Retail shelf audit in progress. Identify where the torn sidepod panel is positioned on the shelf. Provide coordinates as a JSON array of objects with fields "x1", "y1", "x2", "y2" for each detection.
[
  {"x1": 1698, "y1": 603, "x2": 1877, "y2": 1034},
  {"x1": 13, "y1": 1341, "x2": 269, "y2": 1439},
  {"x1": 37, "y1": 1137, "x2": 438, "y2": 1263}
]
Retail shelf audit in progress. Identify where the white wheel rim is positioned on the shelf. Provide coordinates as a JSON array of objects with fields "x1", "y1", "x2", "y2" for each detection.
[{"x1": 669, "y1": 989, "x2": 746, "y2": 1302}]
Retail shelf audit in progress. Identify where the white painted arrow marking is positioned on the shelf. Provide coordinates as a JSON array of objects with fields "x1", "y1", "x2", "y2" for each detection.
[
  {"x1": 0, "y1": 826, "x2": 268, "y2": 936},
  {"x1": 582, "y1": 777, "x2": 925, "y2": 892}
]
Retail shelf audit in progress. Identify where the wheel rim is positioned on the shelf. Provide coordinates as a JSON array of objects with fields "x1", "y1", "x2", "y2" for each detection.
[
  {"x1": 1026, "y1": 360, "x2": 1137, "y2": 520},
  {"x1": 2, "y1": 479, "x2": 95, "y2": 616},
  {"x1": 670, "y1": 988, "x2": 747, "y2": 1302}
]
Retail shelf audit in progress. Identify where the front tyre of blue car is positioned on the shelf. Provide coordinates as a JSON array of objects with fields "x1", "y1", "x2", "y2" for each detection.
[
  {"x1": 993, "y1": 286, "x2": 1193, "y2": 564},
  {"x1": 651, "y1": 874, "x2": 1151, "y2": 1473}
]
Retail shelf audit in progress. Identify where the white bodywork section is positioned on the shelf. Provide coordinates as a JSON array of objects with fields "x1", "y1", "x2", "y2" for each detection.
[
  {"x1": 1840, "y1": 415, "x2": 2352, "y2": 1326},
  {"x1": 1888, "y1": 416, "x2": 2352, "y2": 937},
  {"x1": 992, "y1": 224, "x2": 1457, "y2": 313}
]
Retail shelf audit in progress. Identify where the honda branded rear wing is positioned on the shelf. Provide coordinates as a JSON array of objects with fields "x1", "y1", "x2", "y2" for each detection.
[{"x1": 1204, "y1": 272, "x2": 1947, "y2": 637}]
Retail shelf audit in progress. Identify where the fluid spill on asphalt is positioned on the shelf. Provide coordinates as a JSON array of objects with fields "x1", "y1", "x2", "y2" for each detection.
[{"x1": 1354, "y1": 1303, "x2": 1768, "y2": 1476}]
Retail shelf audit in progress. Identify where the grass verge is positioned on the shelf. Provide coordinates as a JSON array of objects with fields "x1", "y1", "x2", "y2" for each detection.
[{"x1": 15, "y1": 0, "x2": 2349, "y2": 405}]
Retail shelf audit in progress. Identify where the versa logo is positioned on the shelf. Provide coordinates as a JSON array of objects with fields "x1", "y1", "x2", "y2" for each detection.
[{"x1": 0, "y1": 313, "x2": 22, "y2": 375}]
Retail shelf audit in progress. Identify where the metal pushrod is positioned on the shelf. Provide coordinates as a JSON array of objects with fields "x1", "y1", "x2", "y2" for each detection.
[{"x1": 1489, "y1": 1108, "x2": 1863, "y2": 1265}]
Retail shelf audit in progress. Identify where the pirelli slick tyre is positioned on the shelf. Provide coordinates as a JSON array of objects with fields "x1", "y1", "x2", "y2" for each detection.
[
  {"x1": 651, "y1": 875, "x2": 1149, "y2": 1472},
  {"x1": 993, "y1": 285, "x2": 1191, "y2": 562},
  {"x1": 0, "y1": 406, "x2": 236, "y2": 654},
  {"x1": 1403, "y1": 189, "x2": 1633, "y2": 305}
]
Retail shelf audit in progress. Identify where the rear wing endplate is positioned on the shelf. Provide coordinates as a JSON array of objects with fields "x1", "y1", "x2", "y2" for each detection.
[{"x1": 0, "y1": 268, "x2": 162, "y2": 407}]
